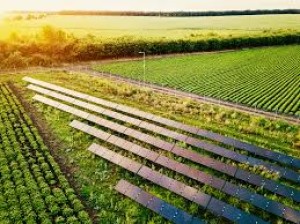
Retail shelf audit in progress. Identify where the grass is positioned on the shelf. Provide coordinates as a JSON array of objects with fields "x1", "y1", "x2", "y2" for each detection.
[
  {"x1": 0, "y1": 71, "x2": 299, "y2": 223},
  {"x1": 1, "y1": 14, "x2": 300, "y2": 40},
  {"x1": 94, "y1": 45, "x2": 300, "y2": 117}
]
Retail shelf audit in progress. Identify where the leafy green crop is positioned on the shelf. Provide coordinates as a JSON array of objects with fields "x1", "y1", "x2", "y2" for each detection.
[
  {"x1": 0, "y1": 84, "x2": 92, "y2": 224},
  {"x1": 95, "y1": 45, "x2": 300, "y2": 117}
]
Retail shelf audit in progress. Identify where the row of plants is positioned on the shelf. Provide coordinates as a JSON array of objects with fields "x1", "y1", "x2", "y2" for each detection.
[
  {"x1": 95, "y1": 45, "x2": 300, "y2": 117},
  {"x1": 0, "y1": 84, "x2": 92, "y2": 224},
  {"x1": 0, "y1": 26, "x2": 300, "y2": 69}
]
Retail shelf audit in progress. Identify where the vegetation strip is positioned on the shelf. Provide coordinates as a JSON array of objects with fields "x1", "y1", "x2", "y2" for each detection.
[
  {"x1": 115, "y1": 179, "x2": 205, "y2": 224},
  {"x1": 0, "y1": 84, "x2": 92, "y2": 224},
  {"x1": 24, "y1": 76, "x2": 300, "y2": 169},
  {"x1": 70, "y1": 119, "x2": 300, "y2": 223},
  {"x1": 94, "y1": 46, "x2": 300, "y2": 117},
  {"x1": 87, "y1": 142, "x2": 268, "y2": 223},
  {"x1": 30, "y1": 94, "x2": 300, "y2": 203},
  {"x1": 25, "y1": 81, "x2": 300, "y2": 185},
  {"x1": 1, "y1": 24, "x2": 300, "y2": 69}
]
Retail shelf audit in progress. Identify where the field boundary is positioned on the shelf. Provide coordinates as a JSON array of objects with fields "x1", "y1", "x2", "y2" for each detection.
[
  {"x1": 0, "y1": 63, "x2": 299, "y2": 125},
  {"x1": 76, "y1": 68, "x2": 300, "y2": 125}
]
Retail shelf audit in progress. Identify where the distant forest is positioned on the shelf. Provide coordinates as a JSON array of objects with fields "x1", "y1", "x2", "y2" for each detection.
[{"x1": 55, "y1": 9, "x2": 300, "y2": 17}]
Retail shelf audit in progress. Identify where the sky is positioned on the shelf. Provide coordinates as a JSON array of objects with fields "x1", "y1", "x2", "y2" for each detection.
[{"x1": 0, "y1": 0, "x2": 299, "y2": 12}]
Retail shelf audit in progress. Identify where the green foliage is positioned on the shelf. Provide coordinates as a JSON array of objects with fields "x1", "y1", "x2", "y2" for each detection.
[
  {"x1": 95, "y1": 45, "x2": 300, "y2": 117},
  {"x1": 0, "y1": 84, "x2": 92, "y2": 223},
  {"x1": 0, "y1": 19, "x2": 300, "y2": 69},
  {"x1": 7, "y1": 71, "x2": 297, "y2": 224}
]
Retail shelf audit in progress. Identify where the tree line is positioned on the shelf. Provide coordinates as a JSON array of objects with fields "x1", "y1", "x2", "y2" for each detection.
[
  {"x1": 0, "y1": 26, "x2": 300, "y2": 69},
  {"x1": 56, "y1": 9, "x2": 300, "y2": 17}
]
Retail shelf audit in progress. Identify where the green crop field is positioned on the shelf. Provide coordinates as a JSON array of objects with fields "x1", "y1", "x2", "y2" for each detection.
[
  {"x1": 95, "y1": 45, "x2": 300, "y2": 117},
  {"x1": 0, "y1": 83, "x2": 91, "y2": 224},
  {"x1": 1, "y1": 9, "x2": 300, "y2": 224},
  {"x1": 0, "y1": 71, "x2": 299, "y2": 223},
  {"x1": 1, "y1": 14, "x2": 300, "y2": 40}
]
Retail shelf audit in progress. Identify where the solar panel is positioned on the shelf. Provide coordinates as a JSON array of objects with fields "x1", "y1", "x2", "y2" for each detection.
[
  {"x1": 137, "y1": 166, "x2": 154, "y2": 180},
  {"x1": 210, "y1": 177, "x2": 226, "y2": 190},
  {"x1": 222, "y1": 204, "x2": 243, "y2": 222},
  {"x1": 144, "y1": 150, "x2": 160, "y2": 161},
  {"x1": 123, "y1": 140, "x2": 135, "y2": 151},
  {"x1": 142, "y1": 135, "x2": 157, "y2": 145},
  {"x1": 174, "y1": 162, "x2": 191, "y2": 176},
  {"x1": 112, "y1": 154, "x2": 124, "y2": 165},
  {"x1": 146, "y1": 196, "x2": 165, "y2": 213},
  {"x1": 123, "y1": 183, "x2": 142, "y2": 199},
  {"x1": 159, "y1": 175, "x2": 174, "y2": 189},
  {"x1": 283, "y1": 207, "x2": 300, "y2": 224},
  {"x1": 235, "y1": 187, "x2": 253, "y2": 201},
  {"x1": 88, "y1": 143, "x2": 267, "y2": 223},
  {"x1": 222, "y1": 182, "x2": 239, "y2": 196},
  {"x1": 181, "y1": 186, "x2": 198, "y2": 201},
  {"x1": 168, "y1": 180, "x2": 186, "y2": 195},
  {"x1": 166, "y1": 159, "x2": 180, "y2": 171},
  {"x1": 282, "y1": 169, "x2": 300, "y2": 184},
  {"x1": 135, "y1": 189, "x2": 153, "y2": 205},
  {"x1": 115, "y1": 180, "x2": 205, "y2": 224},
  {"x1": 248, "y1": 173, "x2": 264, "y2": 186},
  {"x1": 173, "y1": 210, "x2": 194, "y2": 224}
]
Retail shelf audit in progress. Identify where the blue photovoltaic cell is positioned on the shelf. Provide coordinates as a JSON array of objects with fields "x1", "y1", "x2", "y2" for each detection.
[
  {"x1": 90, "y1": 144, "x2": 267, "y2": 223},
  {"x1": 115, "y1": 179, "x2": 205, "y2": 224}
]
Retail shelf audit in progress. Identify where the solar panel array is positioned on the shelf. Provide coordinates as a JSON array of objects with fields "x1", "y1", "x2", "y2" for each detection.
[
  {"x1": 27, "y1": 83, "x2": 300, "y2": 185},
  {"x1": 23, "y1": 76, "x2": 300, "y2": 170},
  {"x1": 115, "y1": 179, "x2": 204, "y2": 224},
  {"x1": 24, "y1": 77, "x2": 300, "y2": 224},
  {"x1": 88, "y1": 143, "x2": 268, "y2": 224},
  {"x1": 32, "y1": 94, "x2": 300, "y2": 204},
  {"x1": 70, "y1": 120, "x2": 300, "y2": 223}
]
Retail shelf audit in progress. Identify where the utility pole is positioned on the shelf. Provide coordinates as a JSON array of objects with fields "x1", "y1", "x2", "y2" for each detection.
[{"x1": 139, "y1": 52, "x2": 146, "y2": 84}]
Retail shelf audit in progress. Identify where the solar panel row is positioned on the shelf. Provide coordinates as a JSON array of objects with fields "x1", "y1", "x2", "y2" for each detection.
[
  {"x1": 29, "y1": 82, "x2": 300, "y2": 223},
  {"x1": 27, "y1": 83, "x2": 300, "y2": 185},
  {"x1": 88, "y1": 143, "x2": 268, "y2": 224},
  {"x1": 23, "y1": 76, "x2": 300, "y2": 170},
  {"x1": 115, "y1": 179, "x2": 205, "y2": 224},
  {"x1": 33, "y1": 95, "x2": 300, "y2": 204},
  {"x1": 71, "y1": 120, "x2": 300, "y2": 223}
]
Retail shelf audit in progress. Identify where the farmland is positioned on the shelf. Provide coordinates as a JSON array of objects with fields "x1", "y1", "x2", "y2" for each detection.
[
  {"x1": 0, "y1": 83, "x2": 91, "y2": 224},
  {"x1": 0, "y1": 8, "x2": 300, "y2": 224},
  {"x1": 95, "y1": 45, "x2": 300, "y2": 117},
  {"x1": 0, "y1": 71, "x2": 299, "y2": 223},
  {"x1": 1, "y1": 14, "x2": 300, "y2": 40},
  {"x1": 1, "y1": 13, "x2": 300, "y2": 69}
]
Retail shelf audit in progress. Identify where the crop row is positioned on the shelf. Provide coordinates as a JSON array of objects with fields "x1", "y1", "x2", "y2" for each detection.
[
  {"x1": 96, "y1": 45, "x2": 300, "y2": 117},
  {"x1": 0, "y1": 84, "x2": 92, "y2": 224}
]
